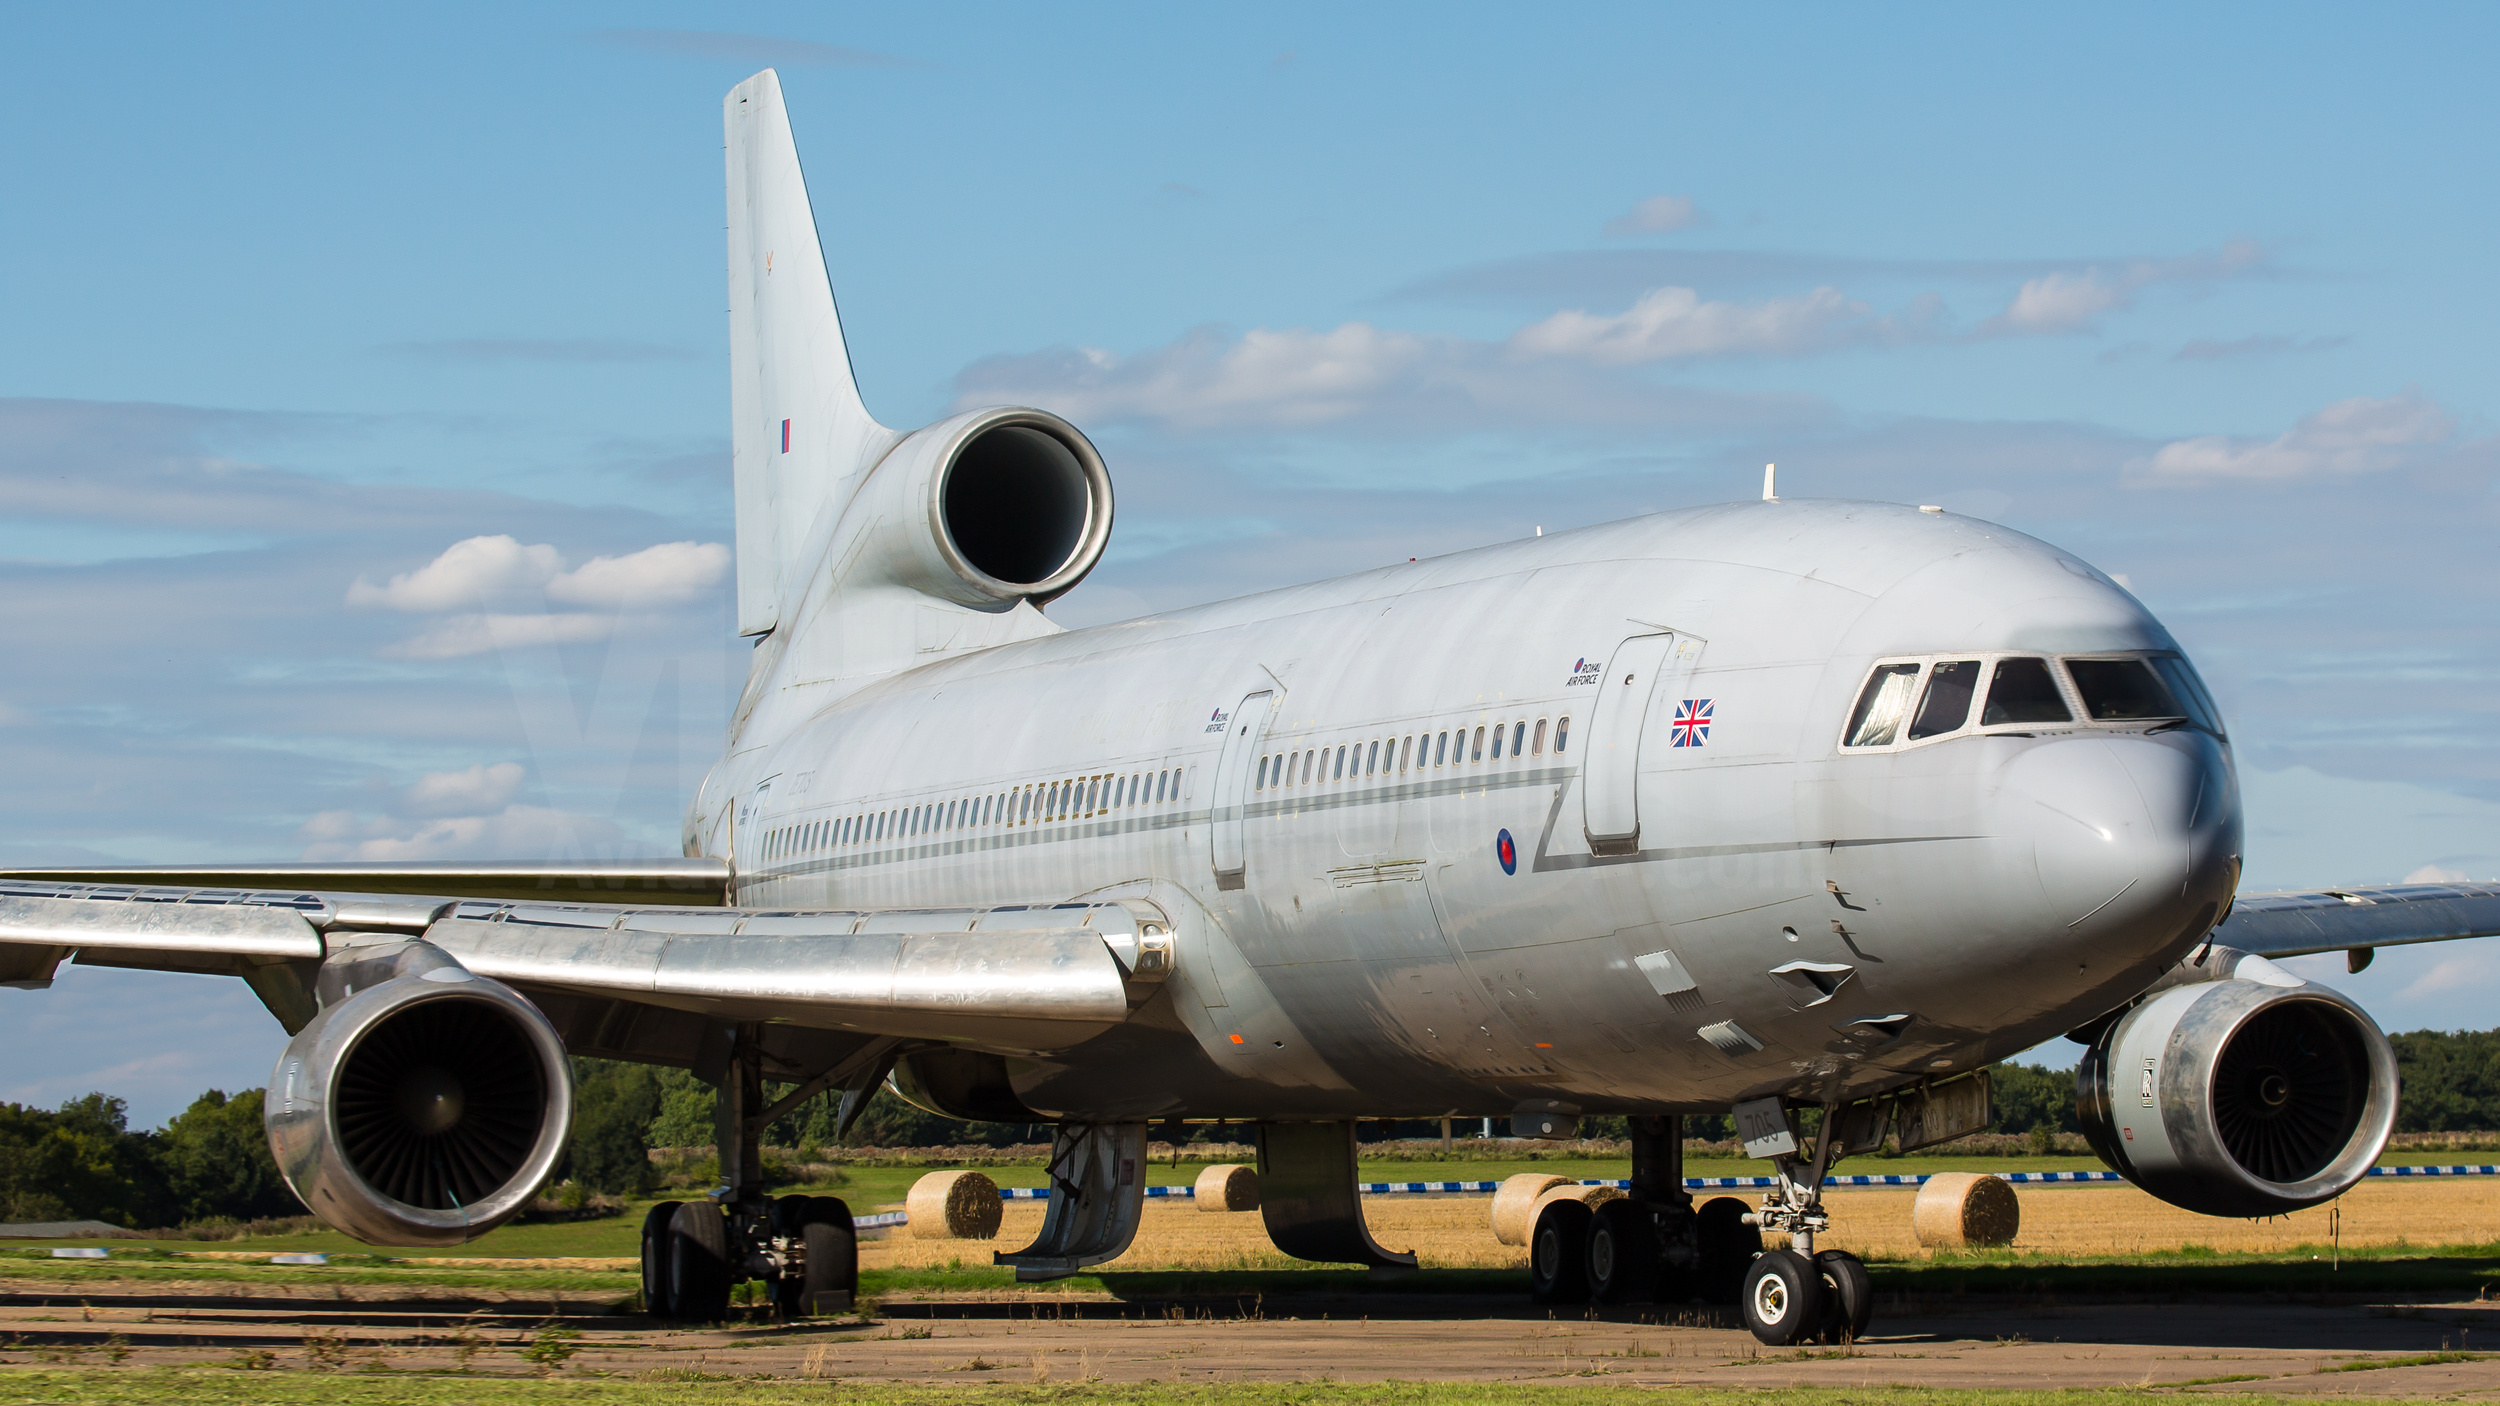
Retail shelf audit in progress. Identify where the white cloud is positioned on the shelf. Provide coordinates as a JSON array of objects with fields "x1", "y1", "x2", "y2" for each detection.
[
  {"x1": 1602, "y1": 194, "x2": 1707, "y2": 237},
  {"x1": 1509, "y1": 285, "x2": 1877, "y2": 365},
  {"x1": 383, "y1": 612, "x2": 617, "y2": 660},
  {"x1": 547, "y1": 541, "x2": 732, "y2": 609},
  {"x1": 347, "y1": 534, "x2": 564, "y2": 610},
  {"x1": 403, "y1": 761, "x2": 525, "y2": 817},
  {"x1": 1993, "y1": 271, "x2": 2129, "y2": 333},
  {"x1": 958, "y1": 323, "x2": 1447, "y2": 430},
  {"x1": 298, "y1": 803, "x2": 625, "y2": 862},
  {"x1": 350, "y1": 535, "x2": 728, "y2": 613},
  {"x1": 2404, "y1": 864, "x2": 2472, "y2": 884},
  {"x1": 2135, "y1": 392, "x2": 2452, "y2": 481},
  {"x1": 1983, "y1": 241, "x2": 2268, "y2": 337}
]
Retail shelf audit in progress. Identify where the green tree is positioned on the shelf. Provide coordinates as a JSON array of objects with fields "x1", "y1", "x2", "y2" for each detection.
[
  {"x1": 1986, "y1": 1062, "x2": 2078, "y2": 1135},
  {"x1": 566, "y1": 1061, "x2": 664, "y2": 1194},
  {"x1": 154, "y1": 1089, "x2": 298, "y2": 1222}
]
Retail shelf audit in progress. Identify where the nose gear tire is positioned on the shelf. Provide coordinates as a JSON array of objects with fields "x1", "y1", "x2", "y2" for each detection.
[
  {"x1": 1814, "y1": 1248, "x2": 1874, "y2": 1342},
  {"x1": 1742, "y1": 1248, "x2": 1825, "y2": 1346}
]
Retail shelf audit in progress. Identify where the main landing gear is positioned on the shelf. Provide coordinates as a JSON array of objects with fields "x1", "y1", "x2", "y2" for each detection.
[
  {"x1": 638, "y1": 1024, "x2": 864, "y2": 1321},
  {"x1": 1524, "y1": 1112, "x2": 1874, "y2": 1346}
]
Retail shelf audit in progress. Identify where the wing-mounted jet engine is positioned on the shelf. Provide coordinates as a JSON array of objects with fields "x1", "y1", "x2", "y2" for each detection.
[
  {"x1": 2074, "y1": 945, "x2": 2398, "y2": 1217},
  {"x1": 265, "y1": 938, "x2": 573, "y2": 1246}
]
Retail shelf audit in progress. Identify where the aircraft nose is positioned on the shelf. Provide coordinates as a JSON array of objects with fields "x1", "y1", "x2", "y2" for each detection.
[{"x1": 2000, "y1": 732, "x2": 2240, "y2": 964}]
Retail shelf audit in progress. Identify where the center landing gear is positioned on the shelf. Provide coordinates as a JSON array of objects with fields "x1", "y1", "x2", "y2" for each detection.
[{"x1": 636, "y1": 1024, "x2": 870, "y2": 1321}]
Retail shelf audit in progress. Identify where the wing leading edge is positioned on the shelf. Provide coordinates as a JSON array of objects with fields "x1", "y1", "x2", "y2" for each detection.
[
  {"x1": 2209, "y1": 881, "x2": 2500, "y2": 969},
  {"x1": 0, "y1": 859, "x2": 732, "y2": 907},
  {"x1": 0, "y1": 879, "x2": 1167, "y2": 1065}
]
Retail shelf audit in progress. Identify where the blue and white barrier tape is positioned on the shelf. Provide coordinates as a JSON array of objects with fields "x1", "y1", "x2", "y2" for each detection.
[{"x1": 981, "y1": 1163, "x2": 2499, "y2": 1204}]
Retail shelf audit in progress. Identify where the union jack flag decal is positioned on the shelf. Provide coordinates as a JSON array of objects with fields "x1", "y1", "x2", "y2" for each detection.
[{"x1": 1670, "y1": 698, "x2": 1713, "y2": 747}]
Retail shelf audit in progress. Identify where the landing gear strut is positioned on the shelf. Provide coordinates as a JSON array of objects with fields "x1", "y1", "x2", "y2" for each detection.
[
  {"x1": 637, "y1": 1024, "x2": 865, "y2": 1320},
  {"x1": 1738, "y1": 1099, "x2": 1873, "y2": 1346}
]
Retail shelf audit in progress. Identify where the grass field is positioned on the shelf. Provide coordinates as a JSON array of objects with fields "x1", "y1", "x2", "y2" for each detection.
[
  {"x1": 6, "y1": 1150, "x2": 2497, "y2": 1298},
  {"x1": 0, "y1": 1378, "x2": 2485, "y2": 1406}
]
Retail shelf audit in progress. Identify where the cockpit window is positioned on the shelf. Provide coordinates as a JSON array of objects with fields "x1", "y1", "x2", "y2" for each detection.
[
  {"x1": 2151, "y1": 655, "x2": 2225, "y2": 737},
  {"x1": 1844, "y1": 663, "x2": 1921, "y2": 747},
  {"x1": 1981, "y1": 657, "x2": 2071, "y2": 725},
  {"x1": 2065, "y1": 658, "x2": 2182, "y2": 721},
  {"x1": 1909, "y1": 660, "x2": 1980, "y2": 740}
]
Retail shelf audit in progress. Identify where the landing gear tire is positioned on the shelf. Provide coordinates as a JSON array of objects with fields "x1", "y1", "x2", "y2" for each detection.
[
  {"x1": 1814, "y1": 1248, "x2": 1874, "y2": 1343},
  {"x1": 1528, "y1": 1200, "x2": 1593, "y2": 1305},
  {"x1": 1741, "y1": 1248, "x2": 1824, "y2": 1346},
  {"x1": 668, "y1": 1200, "x2": 734, "y2": 1323},
  {"x1": 1695, "y1": 1195, "x2": 1761, "y2": 1304},
  {"x1": 1587, "y1": 1199, "x2": 1659, "y2": 1304},
  {"x1": 639, "y1": 1200, "x2": 683, "y2": 1317},
  {"x1": 772, "y1": 1194, "x2": 857, "y2": 1317}
]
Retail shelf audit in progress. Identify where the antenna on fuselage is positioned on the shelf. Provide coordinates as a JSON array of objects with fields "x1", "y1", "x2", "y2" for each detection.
[{"x1": 1762, "y1": 463, "x2": 1778, "y2": 502}]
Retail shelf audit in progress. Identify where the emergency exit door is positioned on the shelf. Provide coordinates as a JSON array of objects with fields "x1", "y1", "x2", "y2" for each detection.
[
  {"x1": 1581, "y1": 634, "x2": 1676, "y2": 855},
  {"x1": 1209, "y1": 689, "x2": 1275, "y2": 881}
]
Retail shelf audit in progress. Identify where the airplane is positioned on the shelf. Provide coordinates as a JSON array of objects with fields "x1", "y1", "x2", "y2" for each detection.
[{"x1": 4, "y1": 67, "x2": 2497, "y2": 1346}]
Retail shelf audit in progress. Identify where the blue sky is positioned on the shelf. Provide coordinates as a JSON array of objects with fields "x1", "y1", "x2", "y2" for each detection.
[{"x1": 3, "y1": 5, "x2": 2498, "y2": 1123}]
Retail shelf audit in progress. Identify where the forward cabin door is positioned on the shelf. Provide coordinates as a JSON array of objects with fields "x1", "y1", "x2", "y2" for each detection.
[
  {"x1": 1209, "y1": 689, "x2": 1276, "y2": 884},
  {"x1": 1581, "y1": 633, "x2": 1676, "y2": 855}
]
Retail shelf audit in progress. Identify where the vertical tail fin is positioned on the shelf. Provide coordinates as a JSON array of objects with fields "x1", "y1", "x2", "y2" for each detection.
[{"x1": 724, "y1": 69, "x2": 893, "y2": 636}]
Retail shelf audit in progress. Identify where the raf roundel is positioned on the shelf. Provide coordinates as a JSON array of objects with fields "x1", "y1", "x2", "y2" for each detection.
[{"x1": 1496, "y1": 828, "x2": 1517, "y2": 875}]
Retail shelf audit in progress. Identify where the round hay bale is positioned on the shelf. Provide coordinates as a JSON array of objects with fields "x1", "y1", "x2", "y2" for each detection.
[
  {"x1": 1193, "y1": 1163, "x2": 1259, "y2": 1212},
  {"x1": 905, "y1": 1170, "x2": 1002, "y2": 1241},
  {"x1": 1490, "y1": 1174, "x2": 1575, "y2": 1246},
  {"x1": 1912, "y1": 1172, "x2": 2020, "y2": 1248}
]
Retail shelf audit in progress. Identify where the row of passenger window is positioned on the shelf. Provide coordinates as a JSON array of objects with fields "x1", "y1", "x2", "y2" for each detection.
[
  {"x1": 757, "y1": 765, "x2": 1195, "y2": 866},
  {"x1": 1254, "y1": 715, "x2": 1570, "y2": 792},
  {"x1": 1842, "y1": 652, "x2": 2223, "y2": 750}
]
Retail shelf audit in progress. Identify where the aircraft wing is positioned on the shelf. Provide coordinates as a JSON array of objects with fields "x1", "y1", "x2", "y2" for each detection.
[
  {"x1": 2208, "y1": 881, "x2": 2500, "y2": 969},
  {"x1": 0, "y1": 859, "x2": 731, "y2": 906},
  {"x1": 0, "y1": 878, "x2": 1161, "y2": 1068}
]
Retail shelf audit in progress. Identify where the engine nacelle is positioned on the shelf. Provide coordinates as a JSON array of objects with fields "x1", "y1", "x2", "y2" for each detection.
[
  {"x1": 847, "y1": 405, "x2": 1112, "y2": 610},
  {"x1": 265, "y1": 940, "x2": 573, "y2": 1246},
  {"x1": 2076, "y1": 947, "x2": 2397, "y2": 1217}
]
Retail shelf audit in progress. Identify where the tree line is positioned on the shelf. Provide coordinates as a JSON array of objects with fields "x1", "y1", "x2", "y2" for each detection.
[{"x1": 10, "y1": 1028, "x2": 2499, "y2": 1224}]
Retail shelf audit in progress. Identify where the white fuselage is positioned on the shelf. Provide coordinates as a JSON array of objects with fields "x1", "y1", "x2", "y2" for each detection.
[{"x1": 691, "y1": 499, "x2": 2241, "y2": 1121}]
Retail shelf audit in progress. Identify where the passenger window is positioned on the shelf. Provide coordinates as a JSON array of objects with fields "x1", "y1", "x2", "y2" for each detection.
[
  {"x1": 1491, "y1": 726, "x2": 1504, "y2": 760},
  {"x1": 1982, "y1": 657, "x2": 2073, "y2": 725},
  {"x1": 1301, "y1": 750, "x2": 1313, "y2": 784},
  {"x1": 2066, "y1": 658, "x2": 2182, "y2": 721},
  {"x1": 1257, "y1": 756, "x2": 1269, "y2": 790},
  {"x1": 1555, "y1": 716, "x2": 1569, "y2": 753},
  {"x1": 1512, "y1": 721, "x2": 1525, "y2": 756},
  {"x1": 1472, "y1": 726, "x2": 1485, "y2": 761},
  {"x1": 1435, "y1": 731, "x2": 1449, "y2": 765},
  {"x1": 1843, "y1": 663, "x2": 1921, "y2": 747},
  {"x1": 1909, "y1": 661, "x2": 1981, "y2": 740},
  {"x1": 1532, "y1": 719, "x2": 1547, "y2": 755},
  {"x1": 1399, "y1": 736, "x2": 1412, "y2": 772},
  {"x1": 1333, "y1": 746, "x2": 1346, "y2": 780},
  {"x1": 1367, "y1": 740, "x2": 1380, "y2": 775}
]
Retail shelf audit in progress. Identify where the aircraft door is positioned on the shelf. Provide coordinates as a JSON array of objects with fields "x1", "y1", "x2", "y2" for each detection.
[
  {"x1": 1581, "y1": 634, "x2": 1675, "y2": 855},
  {"x1": 1209, "y1": 690, "x2": 1276, "y2": 883}
]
